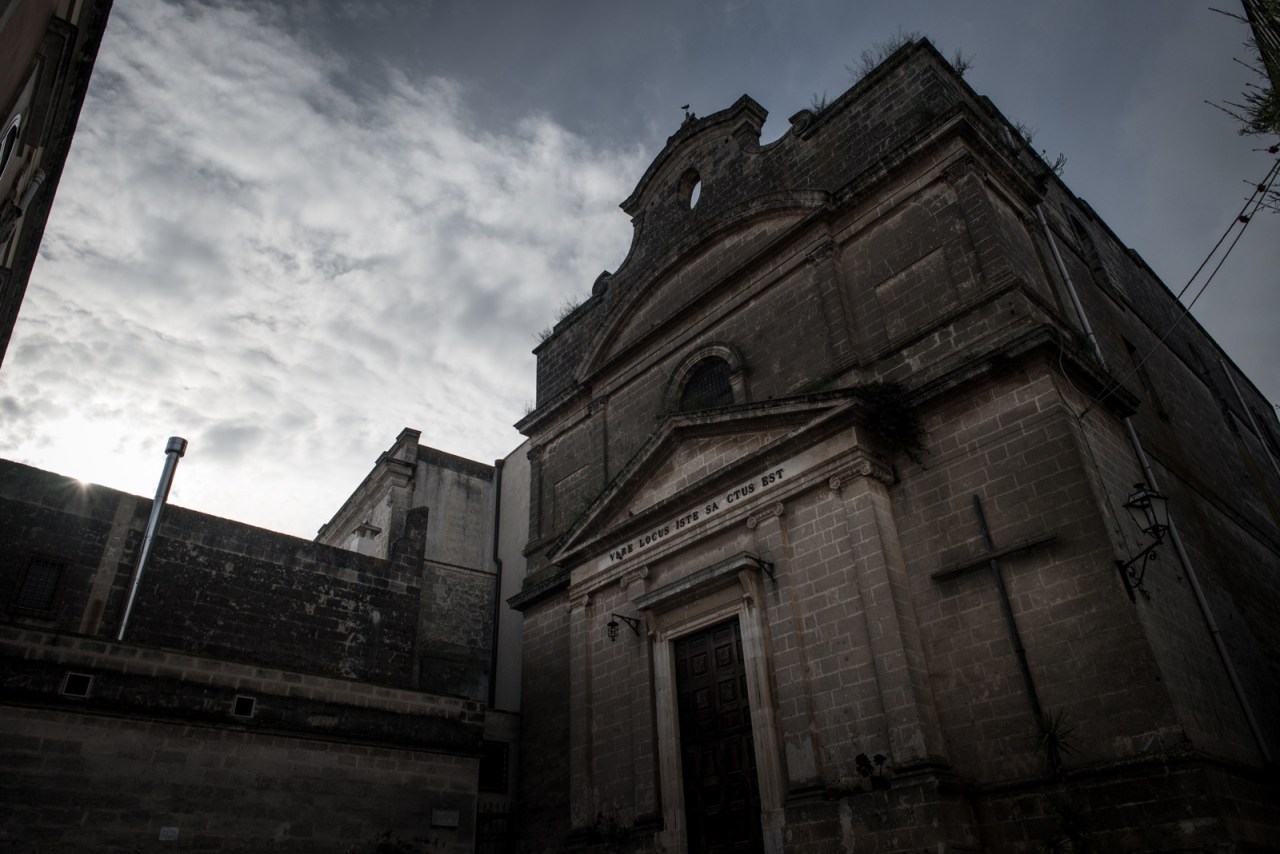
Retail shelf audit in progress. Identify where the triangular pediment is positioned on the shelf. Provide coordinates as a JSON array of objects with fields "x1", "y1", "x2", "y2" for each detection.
[
  {"x1": 553, "y1": 391, "x2": 864, "y2": 565},
  {"x1": 601, "y1": 426, "x2": 792, "y2": 529}
]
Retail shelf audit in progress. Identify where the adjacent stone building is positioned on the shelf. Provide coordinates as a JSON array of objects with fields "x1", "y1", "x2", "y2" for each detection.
[
  {"x1": 1, "y1": 0, "x2": 113, "y2": 368},
  {"x1": 509, "y1": 39, "x2": 1280, "y2": 853},
  {"x1": 317, "y1": 428, "x2": 503, "y2": 703},
  {"x1": 0, "y1": 455, "x2": 492, "y2": 852}
]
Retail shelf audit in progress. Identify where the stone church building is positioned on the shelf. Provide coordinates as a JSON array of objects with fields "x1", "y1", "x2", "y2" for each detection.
[
  {"x1": 2, "y1": 37, "x2": 1278, "y2": 854},
  {"x1": 507, "y1": 39, "x2": 1279, "y2": 853}
]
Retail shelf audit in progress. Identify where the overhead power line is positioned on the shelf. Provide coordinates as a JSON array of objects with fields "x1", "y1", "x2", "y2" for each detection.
[{"x1": 1077, "y1": 156, "x2": 1280, "y2": 420}]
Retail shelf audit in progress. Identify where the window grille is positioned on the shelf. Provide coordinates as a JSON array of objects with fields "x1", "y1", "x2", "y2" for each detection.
[
  {"x1": 15, "y1": 557, "x2": 63, "y2": 612},
  {"x1": 679, "y1": 358, "x2": 733, "y2": 411}
]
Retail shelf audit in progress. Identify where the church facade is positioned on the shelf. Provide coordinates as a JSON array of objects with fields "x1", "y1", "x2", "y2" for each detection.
[{"x1": 508, "y1": 40, "x2": 1280, "y2": 853}]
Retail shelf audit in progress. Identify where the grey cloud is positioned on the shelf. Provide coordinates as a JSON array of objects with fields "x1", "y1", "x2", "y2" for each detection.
[{"x1": 199, "y1": 421, "x2": 266, "y2": 462}]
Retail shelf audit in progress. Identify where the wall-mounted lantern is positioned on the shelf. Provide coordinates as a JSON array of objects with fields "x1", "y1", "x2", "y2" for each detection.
[
  {"x1": 606, "y1": 613, "x2": 641, "y2": 642},
  {"x1": 1116, "y1": 482, "x2": 1171, "y2": 602}
]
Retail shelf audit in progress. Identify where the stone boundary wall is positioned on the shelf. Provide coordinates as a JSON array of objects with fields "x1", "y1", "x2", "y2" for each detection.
[
  {"x1": 0, "y1": 626, "x2": 485, "y2": 852},
  {"x1": 0, "y1": 626, "x2": 483, "y2": 748},
  {"x1": 1, "y1": 707, "x2": 479, "y2": 853},
  {"x1": 0, "y1": 460, "x2": 443, "y2": 689}
]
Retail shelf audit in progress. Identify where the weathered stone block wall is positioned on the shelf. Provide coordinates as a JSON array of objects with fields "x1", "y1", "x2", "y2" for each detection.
[
  {"x1": 0, "y1": 626, "x2": 485, "y2": 853},
  {"x1": 126, "y1": 505, "x2": 424, "y2": 686},
  {"x1": 1034, "y1": 182, "x2": 1280, "y2": 764},
  {"x1": 414, "y1": 445, "x2": 495, "y2": 571},
  {"x1": 898, "y1": 371, "x2": 1175, "y2": 780},
  {"x1": 0, "y1": 460, "x2": 428, "y2": 687},
  {"x1": 0, "y1": 457, "x2": 498, "y2": 851},
  {"x1": 514, "y1": 592, "x2": 571, "y2": 853},
  {"x1": 1, "y1": 459, "x2": 499, "y2": 700},
  {"x1": 843, "y1": 179, "x2": 982, "y2": 352},
  {"x1": 417, "y1": 561, "x2": 494, "y2": 701},
  {"x1": 0, "y1": 461, "x2": 122, "y2": 633},
  {"x1": 2, "y1": 710, "x2": 478, "y2": 854}
]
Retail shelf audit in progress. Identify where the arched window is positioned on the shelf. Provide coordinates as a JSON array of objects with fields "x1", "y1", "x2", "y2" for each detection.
[{"x1": 678, "y1": 357, "x2": 733, "y2": 411}]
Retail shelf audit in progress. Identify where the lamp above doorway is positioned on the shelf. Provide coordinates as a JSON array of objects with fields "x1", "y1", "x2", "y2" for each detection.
[{"x1": 607, "y1": 613, "x2": 641, "y2": 641}]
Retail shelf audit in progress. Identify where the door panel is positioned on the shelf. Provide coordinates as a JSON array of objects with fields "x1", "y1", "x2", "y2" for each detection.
[{"x1": 675, "y1": 619, "x2": 763, "y2": 854}]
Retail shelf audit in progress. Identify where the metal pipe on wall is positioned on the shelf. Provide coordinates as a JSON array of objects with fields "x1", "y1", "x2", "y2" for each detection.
[
  {"x1": 116, "y1": 436, "x2": 188, "y2": 642},
  {"x1": 1035, "y1": 206, "x2": 1272, "y2": 763},
  {"x1": 487, "y1": 457, "x2": 504, "y2": 709},
  {"x1": 1222, "y1": 359, "x2": 1280, "y2": 480}
]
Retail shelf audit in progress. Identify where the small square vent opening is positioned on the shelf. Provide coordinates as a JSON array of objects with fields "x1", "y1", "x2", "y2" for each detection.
[
  {"x1": 61, "y1": 672, "x2": 93, "y2": 698},
  {"x1": 232, "y1": 695, "x2": 256, "y2": 718}
]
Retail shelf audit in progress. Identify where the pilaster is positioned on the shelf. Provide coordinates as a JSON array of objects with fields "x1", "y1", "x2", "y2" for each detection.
[
  {"x1": 748, "y1": 501, "x2": 823, "y2": 794},
  {"x1": 804, "y1": 237, "x2": 856, "y2": 364},
  {"x1": 568, "y1": 591, "x2": 595, "y2": 830},
  {"x1": 831, "y1": 460, "x2": 946, "y2": 766}
]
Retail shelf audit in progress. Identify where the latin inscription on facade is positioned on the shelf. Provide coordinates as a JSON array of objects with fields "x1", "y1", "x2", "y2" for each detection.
[{"x1": 598, "y1": 447, "x2": 818, "y2": 571}]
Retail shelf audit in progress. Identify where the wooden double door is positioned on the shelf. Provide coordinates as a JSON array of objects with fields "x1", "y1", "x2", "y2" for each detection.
[{"x1": 674, "y1": 618, "x2": 763, "y2": 853}]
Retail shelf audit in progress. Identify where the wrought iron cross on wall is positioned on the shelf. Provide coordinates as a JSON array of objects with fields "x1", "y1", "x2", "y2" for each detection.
[{"x1": 930, "y1": 496, "x2": 1058, "y2": 766}]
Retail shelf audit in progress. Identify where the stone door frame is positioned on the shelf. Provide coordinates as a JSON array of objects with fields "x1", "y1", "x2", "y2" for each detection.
[{"x1": 639, "y1": 554, "x2": 786, "y2": 854}]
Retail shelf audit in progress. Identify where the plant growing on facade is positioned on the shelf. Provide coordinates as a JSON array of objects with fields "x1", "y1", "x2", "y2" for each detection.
[
  {"x1": 1210, "y1": 1, "x2": 1280, "y2": 138},
  {"x1": 1040, "y1": 795, "x2": 1096, "y2": 854},
  {"x1": 846, "y1": 29, "x2": 923, "y2": 82},
  {"x1": 1033, "y1": 708, "x2": 1076, "y2": 775},
  {"x1": 555, "y1": 295, "x2": 584, "y2": 323},
  {"x1": 1031, "y1": 710, "x2": 1097, "y2": 853},
  {"x1": 847, "y1": 31, "x2": 971, "y2": 82}
]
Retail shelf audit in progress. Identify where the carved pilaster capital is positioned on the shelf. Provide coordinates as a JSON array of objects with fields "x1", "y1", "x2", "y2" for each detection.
[
  {"x1": 830, "y1": 457, "x2": 893, "y2": 491},
  {"x1": 385, "y1": 458, "x2": 416, "y2": 489},
  {"x1": 619, "y1": 565, "x2": 650, "y2": 591},
  {"x1": 942, "y1": 154, "x2": 979, "y2": 185},
  {"x1": 804, "y1": 237, "x2": 837, "y2": 267},
  {"x1": 746, "y1": 502, "x2": 785, "y2": 529}
]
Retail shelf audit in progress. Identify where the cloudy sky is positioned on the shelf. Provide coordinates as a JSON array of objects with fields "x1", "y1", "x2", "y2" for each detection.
[{"x1": 1, "y1": 0, "x2": 1275, "y2": 538}]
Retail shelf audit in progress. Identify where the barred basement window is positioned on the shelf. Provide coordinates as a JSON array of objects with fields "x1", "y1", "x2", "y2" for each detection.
[
  {"x1": 678, "y1": 358, "x2": 733, "y2": 411},
  {"x1": 15, "y1": 556, "x2": 64, "y2": 612}
]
